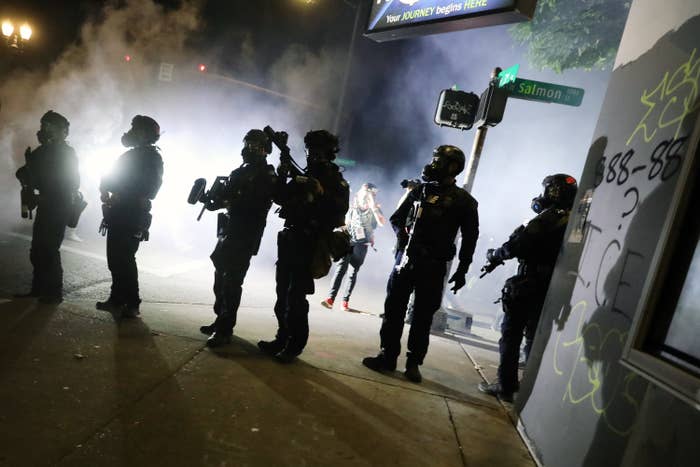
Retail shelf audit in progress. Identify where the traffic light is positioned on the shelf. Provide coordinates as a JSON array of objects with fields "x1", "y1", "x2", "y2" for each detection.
[{"x1": 474, "y1": 81, "x2": 508, "y2": 128}]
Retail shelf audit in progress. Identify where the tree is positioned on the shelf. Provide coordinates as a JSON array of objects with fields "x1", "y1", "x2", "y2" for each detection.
[{"x1": 510, "y1": 0, "x2": 631, "y2": 73}]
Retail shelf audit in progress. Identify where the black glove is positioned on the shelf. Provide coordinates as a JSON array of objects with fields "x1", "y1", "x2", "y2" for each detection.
[
  {"x1": 448, "y1": 271, "x2": 466, "y2": 293},
  {"x1": 480, "y1": 249, "x2": 505, "y2": 278},
  {"x1": 448, "y1": 263, "x2": 469, "y2": 293}
]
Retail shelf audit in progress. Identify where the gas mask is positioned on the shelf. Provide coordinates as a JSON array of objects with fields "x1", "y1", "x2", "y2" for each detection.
[
  {"x1": 36, "y1": 123, "x2": 65, "y2": 145},
  {"x1": 531, "y1": 194, "x2": 551, "y2": 214},
  {"x1": 121, "y1": 129, "x2": 138, "y2": 148},
  {"x1": 306, "y1": 148, "x2": 329, "y2": 168},
  {"x1": 241, "y1": 141, "x2": 266, "y2": 164},
  {"x1": 36, "y1": 129, "x2": 50, "y2": 145},
  {"x1": 422, "y1": 157, "x2": 450, "y2": 182}
]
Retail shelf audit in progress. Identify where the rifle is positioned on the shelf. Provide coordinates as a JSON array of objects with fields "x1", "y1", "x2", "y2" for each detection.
[
  {"x1": 263, "y1": 125, "x2": 304, "y2": 178},
  {"x1": 16, "y1": 147, "x2": 37, "y2": 219},
  {"x1": 187, "y1": 176, "x2": 229, "y2": 221},
  {"x1": 479, "y1": 249, "x2": 504, "y2": 278}
]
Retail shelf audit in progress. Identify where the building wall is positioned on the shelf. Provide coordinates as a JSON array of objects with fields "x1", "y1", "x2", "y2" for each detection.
[{"x1": 514, "y1": 1, "x2": 700, "y2": 466}]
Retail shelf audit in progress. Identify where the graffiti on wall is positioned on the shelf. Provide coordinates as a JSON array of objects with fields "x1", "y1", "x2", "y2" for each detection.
[
  {"x1": 627, "y1": 48, "x2": 700, "y2": 145},
  {"x1": 553, "y1": 300, "x2": 647, "y2": 436},
  {"x1": 548, "y1": 47, "x2": 700, "y2": 438}
]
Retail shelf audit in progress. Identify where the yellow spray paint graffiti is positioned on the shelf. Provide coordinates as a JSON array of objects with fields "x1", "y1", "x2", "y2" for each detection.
[
  {"x1": 627, "y1": 48, "x2": 700, "y2": 146},
  {"x1": 553, "y1": 300, "x2": 647, "y2": 436}
]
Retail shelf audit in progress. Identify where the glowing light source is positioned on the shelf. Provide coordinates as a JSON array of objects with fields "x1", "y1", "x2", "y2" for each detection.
[
  {"x1": 198, "y1": 63, "x2": 207, "y2": 72},
  {"x1": 124, "y1": 54, "x2": 132, "y2": 62},
  {"x1": 19, "y1": 23, "x2": 32, "y2": 40},
  {"x1": 1, "y1": 21, "x2": 13, "y2": 38}
]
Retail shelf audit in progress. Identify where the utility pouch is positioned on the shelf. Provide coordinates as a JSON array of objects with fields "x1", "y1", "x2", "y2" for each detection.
[
  {"x1": 501, "y1": 275, "x2": 537, "y2": 313},
  {"x1": 136, "y1": 212, "x2": 153, "y2": 242},
  {"x1": 67, "y1": 191, "x2": 88, "y2": 228},
  {"x1": 217, "y1": 212, "x2": 229, "y2": 237}
]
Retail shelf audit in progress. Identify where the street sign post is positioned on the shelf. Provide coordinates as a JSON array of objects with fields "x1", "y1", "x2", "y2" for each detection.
[{"x1": 502, "y1": 78, "x2": 585, "y2": 106}]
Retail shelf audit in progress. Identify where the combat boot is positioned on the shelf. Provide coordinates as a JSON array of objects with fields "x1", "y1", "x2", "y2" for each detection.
[
  {"x1": 257, "y1": 339, "x2": 285, "y2": 356},
  {"x1": 478, "y1": 382, "x2": 514, "y2": 403},
  {"x1": 200, "y1": 322, "x2": 216, "y2": 336},
  {"x1": 206, "y1": 332, "x2": 232, "y2": 348},
  {"x1": 96, "y1": 299, "x2": 121, "y2": 312},
  {"x1": 274, "y1": 349, "x2": 299, "y2": 364},
  {"x1": 362, "y1": 352, "x2": 397, "y2": 373},
  {"x1": 404, "y1": 353, "x2": 422, "y2": 383}
]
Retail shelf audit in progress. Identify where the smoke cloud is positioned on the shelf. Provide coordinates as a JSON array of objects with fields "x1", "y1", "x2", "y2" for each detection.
[{"x1": 0, "y1": 1, "x2": 618, "y2": 320}]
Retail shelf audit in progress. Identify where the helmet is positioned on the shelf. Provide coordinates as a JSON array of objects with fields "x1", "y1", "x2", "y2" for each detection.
[
  {"x1": 131, "y1": 115, "x2": 160, "y2": 143},
  {"x1": 422, "y1": 145, "x2": 466, "y2": 182},
  {"x1": 435, "y1": 145, "x2": 466, "y2": 174},
  {"x1": 122, "y1": 115, "x2": 160, "y2": 147},
  {"x1": 304, "y1": 130, "x2": 339, "y2": 161},
  {"x1": 243, "y1": 129, "x2": 272, "y2": 154},
  {"x1": 531, "y1": 173, "x2": 578, "y2": 213},
  {"x1": 37, "y1": 110, "x2": 70, "y2": 144},
  {"x1": 40, "y1": 110, "x2": 70, "y2": 133}
]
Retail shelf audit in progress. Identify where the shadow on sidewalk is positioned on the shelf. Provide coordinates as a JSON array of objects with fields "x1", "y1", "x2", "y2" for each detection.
[
  {"x1": 207, "y1": 336, "x2": 474, "y2": 464},
  {"x1": 0, "y1": 298, "x2": 59, "y2": 370}
]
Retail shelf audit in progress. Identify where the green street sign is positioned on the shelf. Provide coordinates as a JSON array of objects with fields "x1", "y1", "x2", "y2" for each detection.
[
  {"x1": 502, "y1": 78, "x2": 584, "y2": 107},
  {"x1": 498, "y1": 64, "x2": 519, "y2": 87}
]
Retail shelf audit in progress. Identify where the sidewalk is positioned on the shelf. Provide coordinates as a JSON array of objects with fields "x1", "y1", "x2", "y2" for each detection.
[{"x1": 0, "y1": 297, "x2": 533, "y2": 467}]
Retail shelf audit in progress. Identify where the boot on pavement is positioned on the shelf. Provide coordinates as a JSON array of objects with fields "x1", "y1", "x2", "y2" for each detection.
[
  {"x1": 206, "y1": 332, "x2": 232, "y2": 348},
  {"x1": 362, "y1": 353, "x2": 397, "y2": 373}
]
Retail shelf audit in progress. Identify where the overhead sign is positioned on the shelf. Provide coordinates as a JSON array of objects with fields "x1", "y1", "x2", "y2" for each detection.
[
  {"x1": 434, "y1": 89, "x2": 480, "y2": 130},
  {"x1": 365, "y1": 0, "x2": 537, "y2": 42},
  {"x1": 502, "y1": 77, "x2": 585, "y2": 106}
]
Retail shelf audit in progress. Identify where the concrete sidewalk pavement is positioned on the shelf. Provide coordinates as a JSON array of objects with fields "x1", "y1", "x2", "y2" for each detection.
[{"x1": 0, "y1": 297, "x2": 533, "y2": 467}]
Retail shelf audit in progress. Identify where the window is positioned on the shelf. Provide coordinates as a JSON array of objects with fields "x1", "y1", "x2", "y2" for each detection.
[{"x1": 622, "y1": 135, "x2": 700, "y2": 409}]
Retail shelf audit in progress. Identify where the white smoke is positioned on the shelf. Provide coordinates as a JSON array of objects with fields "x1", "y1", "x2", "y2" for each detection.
[{"x1": 0, "y1": 0, "x2": 346, "y2": 269}]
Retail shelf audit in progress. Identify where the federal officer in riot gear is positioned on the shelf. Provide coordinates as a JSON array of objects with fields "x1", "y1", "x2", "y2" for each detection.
[
  {"x1": 15, "y1": 110, "x2": 80, "y2": 303},
  {"x1": 363, "y1": 145, "x2": 479, "y2": 383},
  {"x1": 258, "y1": 129, "x2": 349, "y2": 363},
  {"x1": 201, "y1": 129, "x2": 280, "y2": 347},
  {"x1": 478, "y1": 174, "x2": 578, "y2": 402},
  {"x1": 97, "y1": 115, "x2": 164, "y2": 318}
]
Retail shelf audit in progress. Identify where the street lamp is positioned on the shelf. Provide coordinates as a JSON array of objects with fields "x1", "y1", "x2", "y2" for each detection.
[
  {"x1": 1, "y1": 21, "x2": 13, "y2": 38},
  {"x1": 2, "y1": 19, "x2": 32, "y2": 51},
  {"x1": 19, "y1": 23, "x2": 32, "y2": 41}
]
